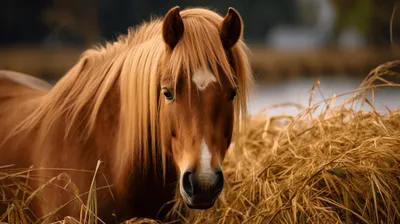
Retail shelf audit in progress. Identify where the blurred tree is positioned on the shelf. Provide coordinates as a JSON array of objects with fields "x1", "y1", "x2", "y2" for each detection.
[
  {"x1": 369, "y1": 0, "x2": 400, "y2": 46},
  {"x1": 331, "y1": 0, "x2": 372, "y2": 34},
  {"x1": 331, "y1": 0, "x2": 400, "y2": 46}
]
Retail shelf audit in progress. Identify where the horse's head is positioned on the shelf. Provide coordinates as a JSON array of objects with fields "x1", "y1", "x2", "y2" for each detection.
[{"x1": 158, "y1": 6, "x2": 245, "y2": 209}]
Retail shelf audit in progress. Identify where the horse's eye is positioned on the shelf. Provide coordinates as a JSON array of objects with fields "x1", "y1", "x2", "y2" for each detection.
[
  {"x1": 228, "y1": 89, "x2": 237, "y2": 101},
  {"x1": 162, "y1": 88, "x2": 174, "y2": 101}
]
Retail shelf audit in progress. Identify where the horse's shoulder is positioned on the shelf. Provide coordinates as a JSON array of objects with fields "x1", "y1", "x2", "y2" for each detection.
[{"x1": 0, "y1": 70, "x2": 53, "y2": 91}]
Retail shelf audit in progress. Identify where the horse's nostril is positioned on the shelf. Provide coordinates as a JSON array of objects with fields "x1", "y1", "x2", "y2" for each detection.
[
  {"x1": 213, "y1": 170, "x2": 224, "y2": 194},
  {"x1": 182, "y1": 170, "x2": 194, "y2": 197}
]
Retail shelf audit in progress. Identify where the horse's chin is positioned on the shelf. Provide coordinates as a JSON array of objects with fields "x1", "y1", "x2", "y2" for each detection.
[
  {"x1": 185, "y1": 202, "x2": 214, "y2": 210},
  {"x1": 182, "y1": 196, "x2": 216, "y2": 210}
]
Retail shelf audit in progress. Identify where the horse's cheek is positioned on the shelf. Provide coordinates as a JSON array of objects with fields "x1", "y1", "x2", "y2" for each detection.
[{"x1": 170, "y1": 138, "x2": 183, "y2": 168}]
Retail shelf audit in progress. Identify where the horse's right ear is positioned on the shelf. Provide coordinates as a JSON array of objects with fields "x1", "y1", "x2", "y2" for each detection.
[{"x1": 162, "y1": 6, "x2": 184, "y2": 50}]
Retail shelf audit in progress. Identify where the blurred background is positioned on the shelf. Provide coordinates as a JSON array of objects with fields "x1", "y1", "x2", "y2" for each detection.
[{"x1": 1, "y1": 0, "x2": 400, "y2": 115}]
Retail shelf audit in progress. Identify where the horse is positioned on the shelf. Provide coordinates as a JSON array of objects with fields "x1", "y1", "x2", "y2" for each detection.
[{"x1": 0, "y1": 6, "x2": 253, "y2": 223}]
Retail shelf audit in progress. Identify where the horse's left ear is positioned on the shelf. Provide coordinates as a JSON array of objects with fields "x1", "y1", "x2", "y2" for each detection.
[
  {"x1": 220, "y1": 7, "x2": 243, "y2": 49},
  {"x1": 162, "y1": 6, "x2": 184, "y2": 50}
]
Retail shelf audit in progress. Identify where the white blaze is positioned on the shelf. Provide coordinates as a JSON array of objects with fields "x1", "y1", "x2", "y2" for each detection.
[
  {"x1": 192, "y1": 69, "x2": 216, "y2": 173},
  {"x1": 199, "y1": 138, "x2": 213, "y2": 175},
  {"x1": 192, "y1": 69, "x2": 217, "y2": 91}
]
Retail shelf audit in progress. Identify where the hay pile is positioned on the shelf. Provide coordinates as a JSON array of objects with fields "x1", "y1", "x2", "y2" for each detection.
[{"x1": 145, "y1": 61, "x2": 400, "y2": 224}]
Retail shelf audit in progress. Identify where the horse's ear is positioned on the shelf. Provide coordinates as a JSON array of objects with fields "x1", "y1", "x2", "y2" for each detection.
[
  {"x1": 220, "y1": 7, "x2": 243, "y2": 49},
  {"x1": 162, "y1": 6, "x2": 184, "y2": 50}
]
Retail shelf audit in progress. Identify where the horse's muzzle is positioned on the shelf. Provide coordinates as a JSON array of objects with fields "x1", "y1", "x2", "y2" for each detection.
[{"x1": 180, "y1": 168, "x2": 224, "y2": 209}]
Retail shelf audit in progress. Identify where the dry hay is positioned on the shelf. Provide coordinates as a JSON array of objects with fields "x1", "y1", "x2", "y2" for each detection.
[{"x1": 1, "y1": 61, "x2": 400, "y2": 224}]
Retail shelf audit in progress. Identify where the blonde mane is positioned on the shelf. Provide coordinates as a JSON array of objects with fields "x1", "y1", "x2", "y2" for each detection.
[{"x1": 6, "y1": 7, "x2": 253, "y2": 193}]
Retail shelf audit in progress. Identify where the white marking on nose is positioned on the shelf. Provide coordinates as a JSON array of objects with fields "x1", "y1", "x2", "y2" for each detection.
[
  {"x1": 199, "y1": 138, "x2": 213, "y2": 175},
  {"x1": 192, "y1": 69, "x2": 217, "y2": 91}
]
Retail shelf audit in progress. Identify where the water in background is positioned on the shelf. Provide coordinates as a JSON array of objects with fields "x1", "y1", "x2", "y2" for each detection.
[{"x1": 248, "y1": 76, "x2": 400, "y2": 116}]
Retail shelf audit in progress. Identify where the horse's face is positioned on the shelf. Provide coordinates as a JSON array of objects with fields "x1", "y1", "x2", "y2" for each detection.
[
  {"x1": 160, "y1": 69, "x2": 236, "y2": 209},
  {"x1": 159, "y1": 7, "x2": 243, "y2": 209}
]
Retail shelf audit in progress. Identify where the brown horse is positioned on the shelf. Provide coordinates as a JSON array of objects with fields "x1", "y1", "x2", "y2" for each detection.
[{"x1": 0, "y1": 6, "x2": 253, "y2": 223}]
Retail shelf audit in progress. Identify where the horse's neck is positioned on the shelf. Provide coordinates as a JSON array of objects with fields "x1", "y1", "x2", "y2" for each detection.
[{"x1": 119, "y1": 154, "x2": 178, "y2": 220}]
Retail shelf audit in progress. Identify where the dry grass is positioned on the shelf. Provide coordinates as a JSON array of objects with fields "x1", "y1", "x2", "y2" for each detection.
[
  {"x1": 2, "y1": 61, "x2": 400, "y2": 223},
  {"x1": 0, "y1": 162, "x2": 110, "y2": 224}
]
